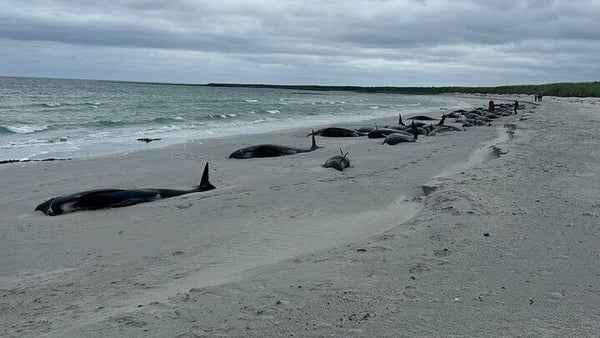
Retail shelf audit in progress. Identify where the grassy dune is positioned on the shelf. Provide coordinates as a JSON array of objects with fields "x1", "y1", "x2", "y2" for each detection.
[
  {"x1": 207, "y1": 82, "x2": 600, "y2": 98},
  {"x1": 449, "y1": 82, "x2": 600, "y2": 97}
]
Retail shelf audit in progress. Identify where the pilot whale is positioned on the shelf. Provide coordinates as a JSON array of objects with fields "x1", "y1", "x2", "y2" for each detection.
[
  {"x1": 311, "y1": 127, "x2": 365, "y2": 137},
  {"x1": 383, "y1": 121, "x2": 419, "y2": 145},
  {"x1": 35, "y1": 163, "x2": 216, "y2": 216},
  {"x1": 229, "y1": 131, "x2": 322, "y2": 159},
  {"x1": 322, "y1": 148, "x2": 350, "y2": 171}
]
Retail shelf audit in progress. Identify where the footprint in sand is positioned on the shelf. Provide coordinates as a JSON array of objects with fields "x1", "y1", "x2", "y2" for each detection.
[
  {"x1": 402, "y1": 285, "x2": 421, "y2": 301},
  {"x1": 409, "y1": 263, "x2": 430, "y2": 274},
  {"x1": 113, "y1": 316, "x2": 147, "y2": 328},
  {"x1": 433, "y1": 248, "x2": 450, "y2": 257},
  {"x1": 378, "y1": 234, "x2": 395, "y2": 241},
  {"x1": 175, "y1": 203, "x2": 193, "y2": 209},
  {"x1": 545, "y1": 291, "x2": 565, "y2": 301}
]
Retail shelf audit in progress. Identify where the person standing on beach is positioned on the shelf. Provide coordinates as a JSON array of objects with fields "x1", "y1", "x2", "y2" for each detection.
[
  {"x1": 514, "y1": 100, "x2": 519, "y2": 114},
  {"x1": 488, "y1": 100, "x2": 495, "y2": 114}
]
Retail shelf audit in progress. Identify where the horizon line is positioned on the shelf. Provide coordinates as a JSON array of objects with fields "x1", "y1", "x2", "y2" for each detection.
[{"x1": 2, "y1": 74, "x2": 595, "y2": 89}]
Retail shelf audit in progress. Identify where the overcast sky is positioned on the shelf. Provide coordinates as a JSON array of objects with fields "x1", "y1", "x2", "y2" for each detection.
[{"x1": 1, "y1": 0, "x2": 599, "y2": 86}]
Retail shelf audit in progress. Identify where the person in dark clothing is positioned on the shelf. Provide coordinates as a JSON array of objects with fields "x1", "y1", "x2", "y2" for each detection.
[
  {"x1": 514, "y1": 100, "x2": 519, "y2": 114},
  {"x1": 488, "y1": 100, "x2": 495, "y2": 114}
]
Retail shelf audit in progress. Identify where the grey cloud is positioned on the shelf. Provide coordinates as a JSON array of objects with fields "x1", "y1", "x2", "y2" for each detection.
[
  {"x1": 0, "y1": 0, "x2": 599, "y2": 85},
  {"x1": 3, "y1": 0, "x2": 597, "y2": 50}
]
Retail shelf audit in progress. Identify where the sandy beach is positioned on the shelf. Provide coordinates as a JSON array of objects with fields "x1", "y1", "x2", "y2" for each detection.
[{"x1": 1, "y1": 96, "x2": 599, "y2": 337}]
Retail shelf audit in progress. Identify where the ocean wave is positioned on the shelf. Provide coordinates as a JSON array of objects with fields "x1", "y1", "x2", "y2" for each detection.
[
  {"x1": 395, "y1": 103, "x2": 422, "y2": 107},
  {"x1": 209, "y1": 114, "x2": 228, "y2": 119},
  {"x1": 152, "y1": 116, "x2": 185, "y2": 123},
  {"x1": 159, "y1": 125, "x2": 182, "y2": 132},
  {"x1": 264, "y1": 109, "x2": 280, "y2": 115},
  {"x1": 0, "y1": 124, "x2": 49, "y2": 134},
  {"x1": 208, "y1": 113, "x2": 239, "y2": 119},
  {"x1": 4, "y1": 135, "x2": 69, "y2": 147},
  {"x1": 245, "y1": 99, "x2": 259, "y2": 103},
  {"x1": 145, "y1": 125, "x2": 183, "y2": 132},
  {"x1": 94, "y1": 119, "x2": 125, "y2": 126},
  {"x1": 14, "y1": 101, "x2": 103, "y2": 109}
]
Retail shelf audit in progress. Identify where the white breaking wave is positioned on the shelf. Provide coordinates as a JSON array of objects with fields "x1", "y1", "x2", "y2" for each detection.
[{"x1": 6, "y1": 125, "x2": 49, "y2": 134}]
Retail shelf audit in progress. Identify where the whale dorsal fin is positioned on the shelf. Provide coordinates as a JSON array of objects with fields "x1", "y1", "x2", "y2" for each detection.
[
  {"x1": 437, "y1": 114, "x2": 446, "y2": 126},
  {"x1": 310, "y1": 130, "x2": 321, "y2": 150},
  {"x1": 399, "y1": 113, "x2": 405, "y2": 126},
  {"x1": 199, "y1": 162, "x2": 216, "y2": 191},
  {"x1": 411, "y1": 121, "x2": 418, "y2": 140}
]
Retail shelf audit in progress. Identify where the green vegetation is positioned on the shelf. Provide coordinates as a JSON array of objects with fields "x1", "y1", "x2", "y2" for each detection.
[
  {"x1": 446, "y1": 82, "x2": 600, "y2": 97},
  {"x1": 206, "y1": 82, "x2": 600, "y2": 97}
]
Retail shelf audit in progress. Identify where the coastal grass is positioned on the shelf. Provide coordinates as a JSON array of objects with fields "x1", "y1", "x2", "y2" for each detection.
[{"x1": 207, "y1": 81, "x2": 600, "y2": 98}]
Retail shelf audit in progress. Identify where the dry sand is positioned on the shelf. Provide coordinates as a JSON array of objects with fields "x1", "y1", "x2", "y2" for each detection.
[{"x1": 1, "y1": 96, "x2": 599, "y2": 337}]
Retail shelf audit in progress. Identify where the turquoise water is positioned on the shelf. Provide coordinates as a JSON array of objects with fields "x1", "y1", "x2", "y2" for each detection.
[{"x1": 0, "y1": 77, "x2": 469, "y2": 160}]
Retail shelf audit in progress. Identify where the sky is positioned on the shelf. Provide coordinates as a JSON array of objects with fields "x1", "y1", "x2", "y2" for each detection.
[{"x1": 0, "y1": 0, "x2": 599, "y2": 86}]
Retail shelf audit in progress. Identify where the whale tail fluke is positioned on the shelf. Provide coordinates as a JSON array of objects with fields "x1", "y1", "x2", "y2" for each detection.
[
  {"x1": 199, "y1": 162, "x2": 216, "y2": 191},
  {"x1": 339, "y1": 147, "x2": 349, "y2": 159}
]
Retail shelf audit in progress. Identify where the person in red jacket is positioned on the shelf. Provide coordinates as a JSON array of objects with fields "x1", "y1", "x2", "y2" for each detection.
[{"x1": 488, "y1": 100, "x2": 495, "y2": 114}]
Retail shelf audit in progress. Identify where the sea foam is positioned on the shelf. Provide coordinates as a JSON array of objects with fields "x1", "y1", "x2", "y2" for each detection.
[{"x1": 2, "y1": 125, "x2": 49, "y2": 134}]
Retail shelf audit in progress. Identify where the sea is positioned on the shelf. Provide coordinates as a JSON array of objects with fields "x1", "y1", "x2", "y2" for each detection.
[{"x1": 0, "y1": 76, "x2": 472, "y2": 161}]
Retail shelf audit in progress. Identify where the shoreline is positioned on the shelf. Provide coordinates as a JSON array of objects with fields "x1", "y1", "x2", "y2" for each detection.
[
  {"x1": 0, "y1": 93, "x2": 513, "y2": 162},
  {"x1": 3, "y1": 96, "x2": 599, "y2": 336}
]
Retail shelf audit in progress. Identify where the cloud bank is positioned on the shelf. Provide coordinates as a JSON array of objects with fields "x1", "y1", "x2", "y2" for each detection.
[{"x1": 1, "y1": 0, "x2": 599, "y2": 85}]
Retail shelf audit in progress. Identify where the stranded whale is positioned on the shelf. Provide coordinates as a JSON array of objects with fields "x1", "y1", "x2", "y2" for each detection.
[
  {"x1": 311, "y1": 127, "x2": 365, "y2": 137},
  {"x1": 229, "y1": 132, "x2": 322, "y2": 159},
  {"x1": 383, "y1": 121, "x2": 419, "y2": 145},
  {"x1": 35, "y1": 163, "x2": 216, "y2": 216},
  {"x1": 322, "y1": 148, "x2": 350, "y2": 171}
]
